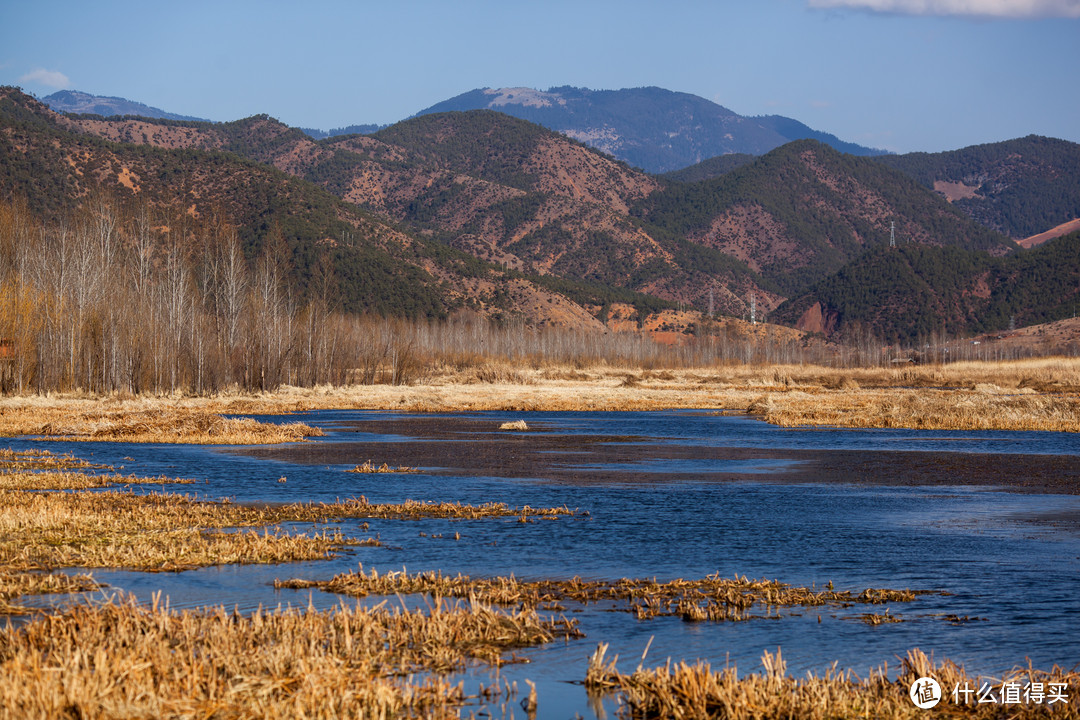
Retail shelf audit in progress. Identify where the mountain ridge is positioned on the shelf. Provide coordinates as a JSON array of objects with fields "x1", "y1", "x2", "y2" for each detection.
[
  {"x1": 42, "y1": 89, "x2": 209, "y2": 122},
  {"x1": 9, "y1": 85, "x2": 1079, "y2": 346},
  {"x1": 416, "y1": 86, "x2": 889, "y2": 172}
]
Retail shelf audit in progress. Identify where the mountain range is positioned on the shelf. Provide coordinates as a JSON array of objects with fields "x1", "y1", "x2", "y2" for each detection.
[
  {"x1": 11, "y1": 86, "x2": 1080, "y2": 344},
  {"x1": 45, "y1": 86, "x2": 887, "y2": 174},
  {"x1": 416, "y1": 86, "x2": 889, "y2": 173}
]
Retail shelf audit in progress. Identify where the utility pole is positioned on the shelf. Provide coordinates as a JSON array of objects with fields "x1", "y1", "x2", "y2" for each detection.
[
  {"x1": 750, "y1": 293, "x2": 756, "y2": 325},
  {"x1": 890, "y1": 220, "x2": 896, "y2": 248},
  {"x1": 708, "y1": 287, "x2": 714, "y2": 319}
]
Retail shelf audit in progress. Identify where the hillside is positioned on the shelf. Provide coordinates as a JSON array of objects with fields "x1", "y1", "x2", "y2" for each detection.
[
  {"x1": 877, "y1": 136, "x2": 1080, "y2": 240},
  {"x1": 344, "y1": 111, "x2": 770, "y2": 313},
  {"x1": 774, "y1": 231, "x2": 1080, "y2": 344},
  {"x1": 51, "y1": 98, "x2": 1032, "y2": 327},
  {"x1": 661, "y1": 154, "x2": 757, "y2": 183},
  {"x1": 632, "y1": 140, "x2": 1014, "y2": 298},
  {"x1": 55, "y1": 102, "x2": 774, "y2": 316},
  {"x1": 416, "y1": 86, "x2": 887, "y2": 173},
  {"x1": 0, "y1": 87, "x2": 610, "y2": 325}
]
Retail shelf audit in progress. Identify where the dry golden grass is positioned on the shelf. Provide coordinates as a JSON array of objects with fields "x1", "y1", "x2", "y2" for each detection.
[
  {"x1": 0, "y1": 470, "x2": 195, "y2": 491},
  {"x1": 214, "y1": 357, "x2": 1080, "y2": 431},
  {"x1": 0, "y1": 448, "x2": 112, "y2": 471},
  {"x1": 279, "y1": 567, "x2": 926, "y2": 622},
  {"x1": 347, "y1": 459, "x2": 416, "y2": 474},
  {"x1": 0, "y1": 398, "x2": 322, "y2": 444},
  {"x1": 0, "y1": 450, "x2": 196, "y2": 490},
  {"x1": 586, "y1": 644, "x2": 1080, "y2": 719},
  {"x1": 0, "y1": 570, "x2": 100, "y2": 614},
  {"x1": 259, "y1": 496, "x2": 575, "y2": 523},
  {"x1": 3, "y1": 357, "x2": 1078, "y2": 444},
  {"x1": 0, "y1": 484, "x2": 574, "y2": 574},
  {"x1": 0, "y1": 489, "x2": 359, "y2": 572},
  {"x1": 750, "y1": 388, "x2": 1080, "y2": 432},
  {"x1": 499, "y1": 419, "x2": 529, "y2": 431},
  {"x1": 0, "y1": 594, "x2": 580, "y2": 719}
]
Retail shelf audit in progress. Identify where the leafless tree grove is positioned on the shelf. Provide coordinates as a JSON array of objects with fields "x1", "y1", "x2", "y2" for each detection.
[{"x1": 2, "y1": 196, "x2": 1055, "y2": 395}]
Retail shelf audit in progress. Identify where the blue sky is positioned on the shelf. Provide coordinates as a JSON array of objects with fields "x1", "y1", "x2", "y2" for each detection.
[{"x1": 2, "y1": 0, "x2": 1077, "y2": 153}]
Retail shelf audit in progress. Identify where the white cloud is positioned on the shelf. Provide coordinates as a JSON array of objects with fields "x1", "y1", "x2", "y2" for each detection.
[
  {"x1": 18, "y1": 68, "x2": 71, "y2": 89},
  {"x1": 808, "y1": 0, "x2": 1080, "y2": 17}
]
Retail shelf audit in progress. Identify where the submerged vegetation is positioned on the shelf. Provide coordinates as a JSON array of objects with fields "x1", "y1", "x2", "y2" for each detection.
[
  {"x1": 0, "y1": 481, "x2": 574, "y2": 574},
  {"x1": 278, "y1": 566, "x2": 928, "y2": 624}
]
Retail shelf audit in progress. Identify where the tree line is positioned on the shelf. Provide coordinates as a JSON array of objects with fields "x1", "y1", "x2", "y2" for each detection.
[{"x1": 0, "y1": 195, "x2": 838, "y2": 395}]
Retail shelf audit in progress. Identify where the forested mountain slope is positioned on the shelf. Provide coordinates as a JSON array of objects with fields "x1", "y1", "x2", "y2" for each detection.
[
  {"x1": 0, "y1": 87, "x2": 608, "y2": 325},
  {"x1": 774, "y1": 232, "x2": 1080, "y2": 343},
  {"x1": 877, "y1": 136, "x2": 1080, "y2": 240},
  {"x1": 633, "y1": 141, "x2": 1014, "y2": 298}
]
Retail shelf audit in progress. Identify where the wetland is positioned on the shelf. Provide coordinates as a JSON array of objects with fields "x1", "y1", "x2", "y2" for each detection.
[{"x1": 2, "y1": 406, "x2": 1079, "y2": 717}]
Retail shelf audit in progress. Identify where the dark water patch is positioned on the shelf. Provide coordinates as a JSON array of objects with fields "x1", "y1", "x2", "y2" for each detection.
[{"x1": 236, "y1": 412, "x2": 1080, "y2": 495}]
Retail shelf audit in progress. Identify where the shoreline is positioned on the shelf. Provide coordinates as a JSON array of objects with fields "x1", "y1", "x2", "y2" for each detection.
[{"x1": 1, "y1": 357, "x2": 1079, "y2": 440}]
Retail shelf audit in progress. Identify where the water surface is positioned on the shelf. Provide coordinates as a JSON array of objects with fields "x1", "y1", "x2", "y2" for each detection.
[{"x1": 10, "y1": 410, "x2": 1080, "y2": 717}]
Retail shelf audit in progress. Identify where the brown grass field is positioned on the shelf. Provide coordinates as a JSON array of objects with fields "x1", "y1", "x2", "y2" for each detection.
[{"x1": 2, "y1": 357, "x2": 1077, "y2": 441}]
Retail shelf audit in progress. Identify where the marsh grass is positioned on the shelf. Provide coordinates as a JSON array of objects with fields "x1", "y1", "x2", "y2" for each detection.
[
  {"x1": 0, "y1": 401, "x2": 322, "y2": 444},
  {"x1": 0, "y1": 570, "x2": 100, "y2": 614},
  {"x1": 0, "y1": 469, "x2": 196, "y2": 490},
  {"x1": 0, "y1": 594, "x2": 581, "y2": 719},
  {"x1": 757, "y1": 388, "x2": 1080, "y2": 432},
  {"x1": 0, "y1": 480, "x2": 574, "y2": 575},
  {"x1": 266, "y1": 496, "x2": 576, "y2": 522},
  {"x1": 498, "y1": 420, "x2": 529, "y2": 431},
  {"x1": 0, "y1": 489, "x2": 361, "y2": 572},
  {"x1": 277, "y1": 568, "x2": 927, "y2": 622},
  {"x1": 0, "y1": 448, "x2": 112, "y2": 472},
  {"x1": 5, "y1": 357, "x2": 1080, "y2": 436},
  {"x1": 347, "y1": 460, "x2": 416, "y2": 473},
  {"x1": 585, "y1": 645, "x2": 1080, "y2": 720}
]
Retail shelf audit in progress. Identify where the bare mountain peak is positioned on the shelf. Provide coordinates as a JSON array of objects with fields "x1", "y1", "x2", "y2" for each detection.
[
  {"x1": 417, "y1": 85, "x2": 884, "y2": 173},
  {"x1": 482, "y1": 87, "x2": 566, "y2": 108}
]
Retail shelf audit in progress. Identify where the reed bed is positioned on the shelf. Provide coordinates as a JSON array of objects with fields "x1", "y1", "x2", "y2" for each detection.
[
  {"x1": 499, "y1": 420, "x2": 529, "y2": 431},
  {"x1": 0, "y1": 479, "x2": 574, "y2": 573},
  {"x1": 4, "y1": 356, "x2": 1079, "y2": 440},
  {"x1": 0, "y1": 470, "x2": 196, "y2": 491},
  {"x1": 0, "y1": 594, "x2": 581, "y2": 719},
  {"x1": 585, "y1": 645, "x2": 1080, "y2": 719},
  {"x1": 0, "y1": 570, "x2": 100, "y2": 614},
  {"x1": 0, "y1": 448, "x2": 113, "y2": 472},
  {"x1": 754, "y1": 388, "x2": 1080, "y2": 432},
  {"x1": 277, "y1": 567, "x2": 926, "y2": 622},
  {"x1": 347, "y1": 460, "x2": 416, "y2": 473},
  {"x1": 0, "y1": 489, "x2": 361, "y2": 572},
  {"x1": 261, "y1": 496, "x2": 576, "y2": 522},
  {"x1": 0, "y1": 400, "x2": 322, "y2": 444}
]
